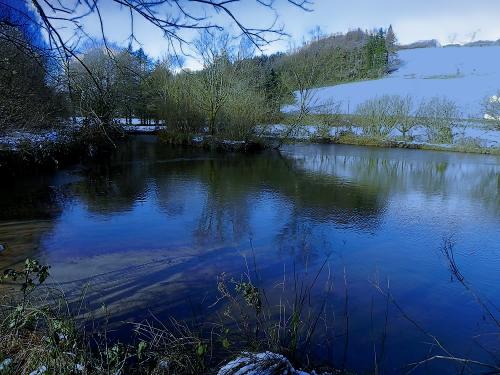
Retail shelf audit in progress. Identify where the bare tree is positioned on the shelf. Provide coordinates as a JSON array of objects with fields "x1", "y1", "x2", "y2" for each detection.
[
  {"x1": 276, "y1": 51, "x2": 324, "y2": 146},
  {"x1": 393, "y1": 95, "x2": 417, "y2": 140},
  {"x1": 355, "y1": 96, "x2": 398, "y2": 139},
  {"x1": 191, "y1": 30, "x2": 235, "y2": 136},
  {"x1": 282, "y1": 50, "x2": 323, "y2": 113},
  {"x1": 143, "y1": 59, "x2": 173, "y2": 123},
  {"x1": 146, "y1": 63, "x2": 205, "y2": 136},
  {"x1": 68, "y1": 47, "x2": 120, "y2": 126},
  {"x1": 188, "y1": 30, "x2": 267, "y2": 141},
  {"x1": 1, "y1": 0, "x2": 312, "y2": 76},
  {"x1": 308, "y1": 25, "x2": 325, "y2": 42},
  {"x1": 417, "y1": 97, "x2": 460, "y2": 144}
]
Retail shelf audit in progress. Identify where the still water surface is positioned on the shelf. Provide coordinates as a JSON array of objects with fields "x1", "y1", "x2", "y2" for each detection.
[{"x1": 0, "y1": 135, "x2": 499, "y2": 373}]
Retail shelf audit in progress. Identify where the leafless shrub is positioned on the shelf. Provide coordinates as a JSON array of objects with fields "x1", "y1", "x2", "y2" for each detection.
[
  {"x1": 355, "y1": 95, "x2": 400, "y2": 138},
  {"x1": 392, "y1": 95, "x2": 418, "y2": 140},
  {"x1": 315, "y1": 101, "x2": 344, "y2": 139},
  {"x1": 148, "y1": 64, "x2": 205, "y2": 141},
  {"x1": 275, "y1": 53, "x2": 324, "y2": 146},
  {"x1": 188, "y1": 30, "x2": 269, "y2": 142},
  {"x1": 417, "y1": 97, "x2": 461, "y2": 144}
]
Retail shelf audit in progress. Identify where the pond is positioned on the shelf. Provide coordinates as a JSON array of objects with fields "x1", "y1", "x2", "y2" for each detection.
[{"x1": 0, "y1": 135, "x2": 499, "y2": 374}]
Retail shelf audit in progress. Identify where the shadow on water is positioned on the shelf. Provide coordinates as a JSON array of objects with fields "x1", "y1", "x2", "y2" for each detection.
[{"x1": 0, "y1": 135, "x2": 499, "y2": 373}]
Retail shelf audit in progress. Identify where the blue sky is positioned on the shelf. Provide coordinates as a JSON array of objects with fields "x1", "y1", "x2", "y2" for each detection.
[
  {"x1": 20, "y1": 0, "x2": 500, "y2": 67},
  {"x1": 278, "y1": 0, "x2": 500, "y2": 45}
]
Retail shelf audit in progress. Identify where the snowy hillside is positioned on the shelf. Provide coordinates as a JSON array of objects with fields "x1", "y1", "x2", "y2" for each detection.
[{"x1": 296, "y1": 46, "x2": 500, "y2": 118}]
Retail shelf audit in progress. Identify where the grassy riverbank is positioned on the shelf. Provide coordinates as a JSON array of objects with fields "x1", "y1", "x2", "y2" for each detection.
[
  {"x1": 319, "y1": 132, "x2": 500, "y2": 155},
  {"x1": 273, "y1": 110, "x2": 500, "y2": 155},
  {"x1": 157, "y1": 127, "x2": 500, "y2": 155}
]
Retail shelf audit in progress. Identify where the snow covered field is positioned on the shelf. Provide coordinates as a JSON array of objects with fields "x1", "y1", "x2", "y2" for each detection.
[{"x1": 290, "y1": 46, "x2": 500, "y2": 118}]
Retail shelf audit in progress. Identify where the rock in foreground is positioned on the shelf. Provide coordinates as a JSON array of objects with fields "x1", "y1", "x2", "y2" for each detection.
[{"x1": 218, "y1": 352, "x2": 340, "y2": 375}]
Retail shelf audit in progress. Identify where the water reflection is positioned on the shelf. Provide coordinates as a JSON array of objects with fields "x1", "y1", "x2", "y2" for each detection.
[
  {"x1": 285, "y1": 144, "x2": 500, "y2": 215},
  {"x1": 0, "y1": 136, "x2": 498, "y2": 374}
]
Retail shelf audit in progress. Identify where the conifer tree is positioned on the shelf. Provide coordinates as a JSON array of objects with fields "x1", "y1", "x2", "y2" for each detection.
[{"x1": 385, "y1": 25, "x2": 398, "y2": 68}]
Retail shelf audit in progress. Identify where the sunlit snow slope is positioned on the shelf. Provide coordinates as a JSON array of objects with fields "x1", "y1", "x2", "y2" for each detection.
[{"x1": 304, "y1": 46, "x2": 500, "y2": 118}]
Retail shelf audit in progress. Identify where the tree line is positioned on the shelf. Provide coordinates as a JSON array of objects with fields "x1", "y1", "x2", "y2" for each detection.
[{"x1": 0, "y1": 3, "x2": 397, "y2": 142}]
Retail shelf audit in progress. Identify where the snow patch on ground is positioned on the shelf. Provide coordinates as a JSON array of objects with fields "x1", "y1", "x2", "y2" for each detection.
[
  {"x1": 0, "y1": 358, "x2": 12, "y2": 371},
  {"x1": 0, "y1": 130, "x2": 66, "y2": 150},
  {"x1": 117, "y1": 117, "x2": 166, "y2": 133},
  {"x1": 222, "y1": 140, "x2": 246, "y2": 145},
  {"x1": 28, "y1": 365, "x2": 47, "y2": 375},
  {"x1": 0, "y1": 122, "x2": 166, "y2": 151},
  {"x1": 121, "y1": 125, "x2": 166, "y2": 133},
  {"x1": 116, "y1": 118, "x2": 143, "y2": 125},
  {"x1": 192, "y1": 136, "x2": 204, "y2": 143}
]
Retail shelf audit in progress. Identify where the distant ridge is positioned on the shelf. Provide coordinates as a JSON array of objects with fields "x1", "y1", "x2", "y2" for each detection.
[
  {"x1": 399, "y1": 38, "x2": 500, "y2": 50},
  {"x1": 398, "y1": 40, "x2": 441, "y2": 50},
  {"x1": 297, "y1": 28, "x2": 374, "y2": 52},
  {"x1": 462, "y1": 39, "x2": 500, "y2": 47}
]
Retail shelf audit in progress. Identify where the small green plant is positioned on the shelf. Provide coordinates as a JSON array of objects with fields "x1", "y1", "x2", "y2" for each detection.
[
  {"x1": 1, "y1": 259, "x2": 50, "y2": 329},
  {"x1": 235, "y1": 281, "x2": 262, "y2": 315},
  {"x1": 0, "y1": 259, "x2": 90, "y2": 374},
  {"x1": 1, "y1": 259, "x2": 50, "y2": 294}
]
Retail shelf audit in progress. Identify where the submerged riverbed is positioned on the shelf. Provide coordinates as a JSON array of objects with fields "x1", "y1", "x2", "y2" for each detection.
[{"x1": 0, "y1": 135, "x2": 498, "y2": 374}]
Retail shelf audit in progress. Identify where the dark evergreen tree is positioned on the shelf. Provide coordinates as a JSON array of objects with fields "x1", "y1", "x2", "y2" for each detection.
[
  {"x1": 386, "y1": 25, "x2": 397, "y2": 53},
  {"x1": 385, "y1": 25, "x2": 398, "y2": 69}
]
